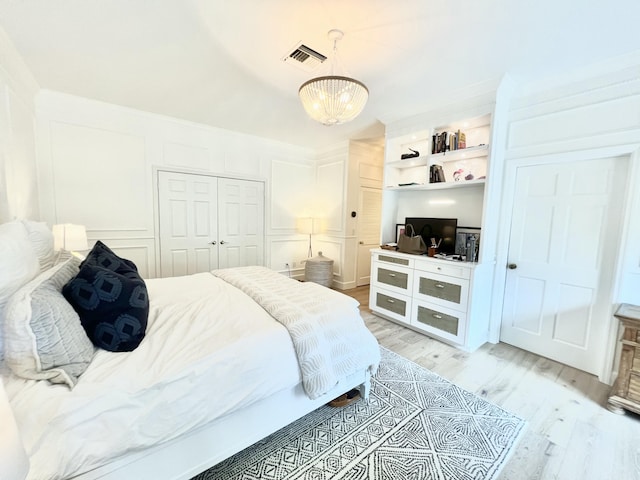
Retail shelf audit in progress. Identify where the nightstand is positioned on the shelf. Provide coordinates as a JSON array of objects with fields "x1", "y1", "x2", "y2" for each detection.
[{"x1": 607, "y1": 303, "x2": 640, "y2": 415}]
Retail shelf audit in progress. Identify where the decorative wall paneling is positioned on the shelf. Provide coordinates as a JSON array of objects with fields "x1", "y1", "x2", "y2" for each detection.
[
  {"x1": 0, "y1": 27, "x2": 39, "y2": 222},
  {"x1": 35, "y1": 91, "x2": 316, "y2": 278},
  {"x1": 87, "y1": 235, "x2": 155, "y2": 279}
]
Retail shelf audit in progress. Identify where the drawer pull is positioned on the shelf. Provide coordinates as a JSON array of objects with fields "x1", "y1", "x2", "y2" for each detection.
[
  {"x1": 435, "y1": 284, "x2": 445, "y2": 289},
  {"x1": 389, "y1": 273, "x2": 396, "y2": 277},
  {"x1": 387, "y1": 299, "x2": 395, "y2": 304},
  {"x1": 432, "y1": 314, "x2": 443, "y2": 319}
]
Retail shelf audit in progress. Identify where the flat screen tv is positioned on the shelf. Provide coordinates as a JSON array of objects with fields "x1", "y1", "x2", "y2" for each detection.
[{"x1": 405, "y1": 217, "x2": 458, "y2": 255}]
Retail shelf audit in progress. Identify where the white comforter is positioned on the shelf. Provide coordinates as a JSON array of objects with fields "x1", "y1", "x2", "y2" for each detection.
[
  {"x1": 3, "y1": 273, "x2": 303, "y2": 480},
  {"x1": 213, "y1": 266, "x2": 380, "y2": 399}
]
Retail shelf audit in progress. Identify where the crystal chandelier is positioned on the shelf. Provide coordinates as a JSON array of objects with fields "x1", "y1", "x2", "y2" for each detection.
[{"x1": 298, "y1": 29, "x2": 369, "y2": 126}]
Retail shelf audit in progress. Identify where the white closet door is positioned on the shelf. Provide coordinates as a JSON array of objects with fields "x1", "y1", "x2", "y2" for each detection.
[
  {"x1": 216, "y1": 177, "x2": 265, "y2": 269},
  {"x1": 500, "y1": 156, "x2": 627, "y2": 375},
  {"x1": 158, "y1": 171, "x2": 219, "y2": 277}
]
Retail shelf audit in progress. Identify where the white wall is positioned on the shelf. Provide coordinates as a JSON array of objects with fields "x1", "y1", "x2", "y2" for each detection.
[
  {"x1": 0, "y1": 27, "x2": 39, "y2": 222},
  {"x1": 314, "y1": 143, "x2": 349, "y2": 286},
  {"x1": 35, "y1": 91, "x2": 317, "y2": 278}
]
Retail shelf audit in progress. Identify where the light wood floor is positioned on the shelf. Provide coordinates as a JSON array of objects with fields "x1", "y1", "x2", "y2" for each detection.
[{"x1": 342, "y1": 285, "x2": 640, "y2": 480}]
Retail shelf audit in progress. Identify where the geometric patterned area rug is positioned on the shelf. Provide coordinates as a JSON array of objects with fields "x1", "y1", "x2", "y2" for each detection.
[{"x1": 192, "y1": 347, "x2": 526, "y2": 480}]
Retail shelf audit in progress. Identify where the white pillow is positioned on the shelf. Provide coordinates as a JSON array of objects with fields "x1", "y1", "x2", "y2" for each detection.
[
  {"x1": 0, "y1": 221, "x2": 40, "y2": 359},
  {"x1": 4, "y1": 256, "x2": 95, "y2": 387},
  {"x1": 21, "y1": 219, "x2": 55, "y2": 271}
]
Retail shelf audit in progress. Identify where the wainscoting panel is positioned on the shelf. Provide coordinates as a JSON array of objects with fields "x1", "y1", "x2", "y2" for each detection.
[
  {"x1": 317, "y1": 161, "x2": 345, "y2": 234},
  {"x1": 270, "y1": 159, "x2": 315, "y2": 231},
  {"x1": 163, "y1": 142, "x2": 210, "y2": 171},
  {"x1": 88, "y1": 235, "x2": 156, "y2": 279},
  {"x1": 508, "y1": 95, "x2": 640, "y2": 151},
  {"x1": 49, "y1": 121, "x2": 149, "y2": 232},
  {"x1": 268, "y1": 237, "x2": 311, "y2": 273}
]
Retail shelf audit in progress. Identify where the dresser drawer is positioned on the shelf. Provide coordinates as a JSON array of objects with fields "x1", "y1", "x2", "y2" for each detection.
[
  {"x1": 414, "y1": 259, "x2": 471, "y2": 279},
  {"x1": 375, "y1": 291, "x2": 408, "y2": 316},
  {"x1": 372, "y1": 261, "x2": 413, "y2": 295},
  {"x1": 373, "y1": 252, "x2": 414, "y2": 268},
  {"x1": 376, "y1": 267, "x2": 409, "y2": 290},
  {"x1": 370, "y1": 286, "x2": 412, "y2": 325},
  {"x1": 413, "y1": 270, "x2": 469, "y2": 311},
  {"x1": 418, "y1": 277, "x2": 461, "y2": 304},
  {"x1": 412, "y1": 300, "x2": 466, "y2": 344}
]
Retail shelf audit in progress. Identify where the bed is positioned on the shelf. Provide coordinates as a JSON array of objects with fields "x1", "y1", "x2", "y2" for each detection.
[{"x1": 0, "y1": 220, "x2": 380, "y2": 480}]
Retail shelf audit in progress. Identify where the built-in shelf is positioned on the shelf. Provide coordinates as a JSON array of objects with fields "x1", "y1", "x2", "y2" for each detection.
[
  {"x1": 386, "y1": 178, "x2": 486, "y2": 191},
  {"x1": 387, "y1": 144, "x2": 489, "y2": 170}
]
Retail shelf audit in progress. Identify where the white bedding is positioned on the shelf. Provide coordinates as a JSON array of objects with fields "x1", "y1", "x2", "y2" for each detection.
[
  {"x1": 2, "y1": 273, "x2": 302, "y2": 480},
  {"x1": 213, "y1": 266, "x2": 380, "y2": 399}
]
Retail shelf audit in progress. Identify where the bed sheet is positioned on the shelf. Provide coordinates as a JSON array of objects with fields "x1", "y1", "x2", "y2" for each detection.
[{"x1": 2, "y1": 273, "x2": 301, "y2": 480}]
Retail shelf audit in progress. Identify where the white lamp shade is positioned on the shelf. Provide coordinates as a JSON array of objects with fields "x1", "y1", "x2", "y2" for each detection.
[
  {"x1": 52, "y1": 224, "x2": 88, "y2": 252},
  {"x1": 0, "y1": 379, "x2": 29, "y2": 480},
  {"x1": 296, "y1": 218, "x2": 326, "y2": 235},
  {"x1": 296, "y1": 217, "x2": 314, "y2": 235}
]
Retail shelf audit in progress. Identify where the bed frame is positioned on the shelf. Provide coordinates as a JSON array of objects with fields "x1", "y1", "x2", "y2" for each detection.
[{"x1": 71, "y1": 371, "x2": 371, "y2": 479}]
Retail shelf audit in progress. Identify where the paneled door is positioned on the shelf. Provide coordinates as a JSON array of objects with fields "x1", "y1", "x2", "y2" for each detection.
[
  {"x1": 356, "y1": 186, "x2": 382, "y2": 286},
  {"x1": 217, "y1": 177, "x2": 265, "y2": 268},
  {"x1": 158, "y1": 171, "x2": 218, "y2": 277},
  {"x1": 158, "y1": 171, "x2": 265, "y2": 277},
  {"x1": 500, "y1": 157, "x2": 627, "y2": 375}
]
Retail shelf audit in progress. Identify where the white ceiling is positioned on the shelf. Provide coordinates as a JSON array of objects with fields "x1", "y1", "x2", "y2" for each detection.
[{"x1": 1, "y1": 0, "x2": 639, "y2": 149}]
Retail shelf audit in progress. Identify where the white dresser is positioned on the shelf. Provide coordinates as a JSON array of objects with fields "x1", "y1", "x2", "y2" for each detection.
[{"x1": 369, "y1": 249, "x2": 493, "y2": 351}]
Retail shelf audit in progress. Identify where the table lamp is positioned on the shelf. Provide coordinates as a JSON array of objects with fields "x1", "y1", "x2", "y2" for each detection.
[{"x1": 53, "y1": 223, "x2": 89, "y2": 260}]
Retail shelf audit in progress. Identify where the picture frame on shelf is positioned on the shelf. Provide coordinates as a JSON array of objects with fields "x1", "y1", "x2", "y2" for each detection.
[{"x1": 396, "y1": 224, "x2": 406, "y2": 243}]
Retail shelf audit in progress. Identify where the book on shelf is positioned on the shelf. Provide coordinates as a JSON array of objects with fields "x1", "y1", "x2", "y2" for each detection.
[
  {"x1": 458, "y1": 131, "x2": 466, "y2": 149},
  {"x1": 431, "y1": 129, "x2": 472, "y2": 154}
]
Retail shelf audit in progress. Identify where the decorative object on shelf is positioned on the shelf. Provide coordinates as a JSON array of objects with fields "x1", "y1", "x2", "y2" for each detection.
[
  {"x1": 52, "y1": 223, "x2": 88, "y2": 260},
  {"x1": 395, "y1": 224, "x2": 406, "y2": 244},
  {"x1": 429, "y1": 164, "x2": 445, "y2": 183},
  {"x1": 400, "y1": 148, "x2": 419, "y2": 160},
  {"x1": 465, "y1": 234, "x2": 478, "y2": 262},
  {"x1": 397, "y1": 224, "x2": 427, "y2": 255},
  {"x1": 0, "y1": 378, "x2": 29, "y2": 480},
  {"x1": 427, "y1": 237, "x2": 441, "y2": 257},
  {"x1": 298, "y1": 29, "x2": 368, "y2": 126},
  {"x1": 453, "y1": 168, "x2": 474, "y2": 181},
  {"x1": 304, "y1": 251, "x2": 334, "y2": 287},
  {"x1": 455, "y1": 229, "x2": 481, "y2": 257}
]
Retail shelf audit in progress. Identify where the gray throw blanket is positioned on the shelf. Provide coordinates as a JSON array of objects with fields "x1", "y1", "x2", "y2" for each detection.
[{"x1": 211, "y1": 266, "x2": 380, "y2": 399}]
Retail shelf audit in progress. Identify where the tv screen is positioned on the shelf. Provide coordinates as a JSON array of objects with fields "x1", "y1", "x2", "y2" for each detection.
[{"x1": 405, "y1": 217, "x2": 458, "y2": 255}]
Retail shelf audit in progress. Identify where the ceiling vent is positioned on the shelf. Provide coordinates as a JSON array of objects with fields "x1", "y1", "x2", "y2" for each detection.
[{"x1": 282, "y1": 42, "x2": 327, "y2": 72}]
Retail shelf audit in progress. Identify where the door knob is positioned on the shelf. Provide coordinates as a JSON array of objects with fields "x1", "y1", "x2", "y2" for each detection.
[
  {"x1": 359, "y1": 241, "x2": 364, "y2": 245},
  {"x1": 220, "y1": 240, "x2": 227, "y2": 245},
  {"x1": 210, "y1": 241, "x2": 217, "y2": 245},
  {"x1": 508, "y1": 263, "x2": 517, "y2": 270}
]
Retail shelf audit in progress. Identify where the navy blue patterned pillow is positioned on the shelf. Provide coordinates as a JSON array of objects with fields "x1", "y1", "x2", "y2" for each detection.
[
  {"x1": 81, "y1": 240, "x2": 138, "y2": 274},
  {"x1": 62, "y1": 242, "x2": 148, "y2": 352}
]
